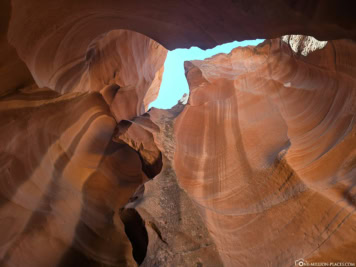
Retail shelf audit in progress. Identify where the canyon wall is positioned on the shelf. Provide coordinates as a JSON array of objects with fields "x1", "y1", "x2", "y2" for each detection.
[
  {"x1": 2, "y1": 0, "x2": 356, "y2": 97},
  {"x1": 0, "y1": 30, "x2": 168, "y2": 266},
  {"x1": 0, "y1": 87, "x2": 139, "y2": 266},
  {"x1": 174, "y1": 37, "x2": 356, "y2": 266}
]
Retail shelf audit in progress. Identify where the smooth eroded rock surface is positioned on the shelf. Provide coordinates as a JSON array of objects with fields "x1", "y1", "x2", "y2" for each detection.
[
  {"x1": 2, "y1": 0, "x2": 356, "y2": 97},
  {"x1": 0, "y1": 86, "x2": 144, "y2": 266},
  {"x1": 0, "y1": 29, "x2": 167, "y2": 267},
  {"x1": 174, "y1": 38, "x2": 356, "y2": 266}
]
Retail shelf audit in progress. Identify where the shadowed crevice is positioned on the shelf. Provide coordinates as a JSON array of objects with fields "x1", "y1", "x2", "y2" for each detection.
[
  {"x1": 119, "y1": 208, "x2": 148, "y2": 265},
  {"x1": 138, "y1": 149, "x2": 163, "y2": 179},
  {"x1": 114, "y1": 119, "x2": 163, "y2": 179}
]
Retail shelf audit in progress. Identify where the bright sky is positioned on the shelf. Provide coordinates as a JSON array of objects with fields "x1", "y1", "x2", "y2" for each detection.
[{"x1": 149, "y1": 39, "x2": 264, "y2": 109}]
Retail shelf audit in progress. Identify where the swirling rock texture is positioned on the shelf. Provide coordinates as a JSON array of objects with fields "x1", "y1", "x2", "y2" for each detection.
[
  {"x1": 174, "y1": 37, "x2": 356, "y2": 266},
  {"x1": 0, "y1": 87, "x2": 139, "y2": 266},
  {"x1": 1, "y1": 0, "x2": 356, "y2": 266},
  {"x1": 0, "y1": 27, "x2": 169, "y2": 266},
  {"x1": 2, "y1": 0, "x2": 356, "y2": 97}
]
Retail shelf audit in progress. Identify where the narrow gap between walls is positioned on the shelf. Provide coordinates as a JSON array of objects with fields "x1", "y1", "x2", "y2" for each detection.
[{"x1": 149, "y1": 39, "x2": 265, "y2": 109}]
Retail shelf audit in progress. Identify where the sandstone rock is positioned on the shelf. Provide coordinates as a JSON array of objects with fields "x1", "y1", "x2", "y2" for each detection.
[
  {"x1": 113, "y1": 115, "x2": 162, "y2": 179},
  {"x1": 2, "y1": 0, "x2": 356, "y2": 97},
  {"x1": 174, "y1": 38, "x2": 356, "y2": 266},
  {"x1": 17, "y1": 29, "x2": 167, "y2": 119},
  {"x1": 0, "y1": 86, "x2": 144, "y2": 266},
  {"x1": 0, "y1": 29, "x2": 167, "y2": 266}
]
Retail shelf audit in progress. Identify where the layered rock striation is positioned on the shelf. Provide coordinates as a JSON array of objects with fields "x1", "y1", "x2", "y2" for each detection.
[
  {"x1": 2, "y1": 0, "x2": 356, "y2": 98},
  {"x1": 0, "y1": 29, "x2": 168, "y2": 266},
  {"x1": 174, "y1": 37, "x2": 356, "y2": 266},
  {"x1": 0, "y1": 87, "x2": 139, "y2": 266}
]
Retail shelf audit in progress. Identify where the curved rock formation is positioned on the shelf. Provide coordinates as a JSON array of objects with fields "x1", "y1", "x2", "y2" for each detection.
[
  {"x1": 2, "y1": 0, "x2": 356, "y2": 97},
  {"x1": 19, "y1": 29, "x2": 167, "y2": 118},
  {"x1": 0, "y1": 29, "x2": 167, "y2": 266},
  {"x1": 1, "y1": 1, "x2": 356, "y2": 266},
  {"x1": 174, "y1": 37, "x2": 356, "y2": 266},
  {"x1": 113, "y1": 115, "x2": 163, "y2": 179},
  {"x1": 0, "y1": 87, "x2": 139, "y2": 266}
]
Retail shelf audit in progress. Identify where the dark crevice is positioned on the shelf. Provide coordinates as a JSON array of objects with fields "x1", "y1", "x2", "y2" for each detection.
[
  {"x1": 138, "y1": 150, "x2": 163, "y2": 179},
  {"x1": 101, "y1": 83, "x2": 121, "y2": 108},
  {"x1": 119, "y1": 208, "x2": 148, "y2": 265},
  {"x1": 113, "y1": 119, "x2": 163, "y2": 179},
  {"x1": 115, "y1": 120, "x2": 132, "y2": 135},
  {"x1": 147, "y1": 221, "x2": 168, "y2": 245},
  {"x1": 128, "y1": 184, "x2": 145, "y2": 203}
]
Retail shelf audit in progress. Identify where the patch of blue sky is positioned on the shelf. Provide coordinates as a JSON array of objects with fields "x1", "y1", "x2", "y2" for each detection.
[{"x1": 149, "y1": 39, "x2": 264, "y2": 109}]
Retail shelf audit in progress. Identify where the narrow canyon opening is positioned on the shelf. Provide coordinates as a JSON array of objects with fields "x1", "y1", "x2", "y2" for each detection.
[
  {"x1": 149, "y1": 39, "x2": 264, "y2": 109},
  {"x1": 119, "y1": 208, "x2": 149, "y2": 265},
  {"x1": 103, "y1": 34, "x2": 267, "y2": 265}
]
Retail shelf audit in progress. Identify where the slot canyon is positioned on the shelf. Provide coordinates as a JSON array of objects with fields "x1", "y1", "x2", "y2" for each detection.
[{"x1": 0, "y1": 1, "x2": 356, "y2": 266}]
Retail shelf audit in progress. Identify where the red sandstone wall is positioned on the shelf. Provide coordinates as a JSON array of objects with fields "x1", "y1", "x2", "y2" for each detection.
[{"x1": 174, "y1": 37, "x2": 356, "y2": 266}]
